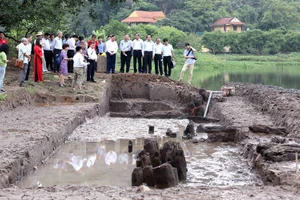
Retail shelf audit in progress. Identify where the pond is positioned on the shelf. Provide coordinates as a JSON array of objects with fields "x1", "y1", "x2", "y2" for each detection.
[{"x1": 172, "y1": 64, "x2": 300, "y2": 91}]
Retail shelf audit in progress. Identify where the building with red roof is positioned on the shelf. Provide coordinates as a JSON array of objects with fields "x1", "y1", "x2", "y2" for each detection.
[
  {"x1": 210, "y1": 17, "x2": 245, "y2": 33},
  {"x1": 121, "y1": 10, "x2": 166, "y2": 25}
]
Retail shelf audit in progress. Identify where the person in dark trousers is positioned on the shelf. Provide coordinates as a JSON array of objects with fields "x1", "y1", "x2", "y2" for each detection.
[
  {"x1": 49, "y1": 34, "x2": 55, "y2": 71},
  {"x1": 52, "y1": 31, "x2": 63, "y2": 73},
  {"x1": 25, "y1": 35, "x2": 33, "y2": 80},
  {"x1": 106, "y1": 35, "x2": 118, "y2": 74},
  {"x1": 132, "y1": 33, "x2": 143, "y2": 73},
  {"x1": 42, "y1": 33, "x2": 52, "y2": 71},
  {"x1": 87, "y1": 42, "x2": 97, "y2": 82},
  {"x1": 142, "y1": 34, "x2": 155, "y2": 74},
  {"x1": 66, "y1": 35, "x2": 78, "y2": 73},
  {"x1": 162, "y1": 38, "x2": 174, "y2": 77},
  {"x1": 119, "y1": 34, "x2": 132, "y2": 73},
  {"x1": 154, "y1": 38, "x2": 163, "y2": 75}
]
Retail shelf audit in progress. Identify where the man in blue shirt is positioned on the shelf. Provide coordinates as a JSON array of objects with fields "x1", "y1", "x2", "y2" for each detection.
[
  {"x1": 97, "y1": 37, "x2": 105, "y2": 55},
  {"x1": 179, "y1": 43, "x2": 196, "y2": 85},
  {"x1": 119, "y1": 34, "x2": 132, "y2": 73}
]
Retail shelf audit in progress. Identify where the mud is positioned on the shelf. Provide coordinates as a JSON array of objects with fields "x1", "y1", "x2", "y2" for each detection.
[
  {"x1": 70, "y1": 117, "x2": 189, "y2": 141},
  {"x1": 232, "y1": 83, "x2": 300, "y2": 139},
  {"x1": 210, "y1": 83, "x2": 300, "y2": 187}
]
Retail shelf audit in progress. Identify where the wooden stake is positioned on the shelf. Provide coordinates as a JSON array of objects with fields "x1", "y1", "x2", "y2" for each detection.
[{"x1": 296, "y1": 152, "x2": 299, "y2": 180}]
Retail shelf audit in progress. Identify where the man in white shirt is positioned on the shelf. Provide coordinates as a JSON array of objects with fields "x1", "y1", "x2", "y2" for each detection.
[
  {"x1": 66, "y1": 35, "x2": 78, "y2": 73},
  {"x1": 25, "y1": 35, "x2": 33, "y2": 81},
  {"x1": 162, "y1": 38, "x2": 174, "y2": 77},
  {"x1": 154, "y1": 38, "x2": 163, "y2": 76},
  {"x1": 179, "y1": 43, "x2": 197, "y2": 85},
  {"x1": 87, "y1": 42, "x2": 97, "y2": 82},
  {"x1": 132, "y1": 33, "x2": 143, "y2": 73},
  {"x1": 18, "y1": 38, "x2": 31, "y2": 87},
  {"x1": 73, "y1": 46, "x2": 89, "y2": 94},
  {"x1": 142, "y1": 34, "x2": 155, "y2": 74},
  {"x1": 105, "y1": 35, "x2": 118, "y2": 74},
  {"x1": 104, "y1": 35, "x2": 111, "y2": 53},
  {"x1": 42, "y1": 33, "x2": 51, "y2": 71},
  {"x1": 119, "y1": 34, "x2": 132, "y2": 73},
  {"x1": 52, "y1": 31, "x2": 63, "y2": 73}
]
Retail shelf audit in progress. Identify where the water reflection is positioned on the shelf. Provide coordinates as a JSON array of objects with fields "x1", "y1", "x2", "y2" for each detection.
[
  {"x1": 173, "y1": 65, "x2": 300, "y2": 90},
  {"x1": 18, "y1": 138, "x2": 262, "y2": 188}
]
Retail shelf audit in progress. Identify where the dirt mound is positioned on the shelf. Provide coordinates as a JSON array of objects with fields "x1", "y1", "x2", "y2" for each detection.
[{"x1": 233, "y1": 83, "x2": 300, "y2": 138}]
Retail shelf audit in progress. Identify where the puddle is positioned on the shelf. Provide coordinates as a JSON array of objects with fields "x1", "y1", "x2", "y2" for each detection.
[{"x1": 17, "y1": 138, "x2": 262, "y2": 188}]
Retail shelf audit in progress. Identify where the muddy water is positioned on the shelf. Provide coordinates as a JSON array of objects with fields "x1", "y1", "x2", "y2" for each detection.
[{"x1": 17, "y1": 138, "x2": 262, "y2": 188}]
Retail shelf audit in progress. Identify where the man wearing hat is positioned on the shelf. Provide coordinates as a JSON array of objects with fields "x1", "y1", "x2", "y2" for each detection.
[
  {"x1": 35, "y1": 32, "x2": 43, "y2": 42},
  {"x1": 0, "y1": 31, "x2": 8, "y2": 46},
  {"x1": 178, "y1": 43, "x2": 197, "y2": 85}
]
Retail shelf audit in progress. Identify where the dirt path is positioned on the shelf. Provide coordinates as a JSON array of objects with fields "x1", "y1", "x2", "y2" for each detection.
[{"x1": 0, "y1": 185, "x2": 299, "y2": 200}]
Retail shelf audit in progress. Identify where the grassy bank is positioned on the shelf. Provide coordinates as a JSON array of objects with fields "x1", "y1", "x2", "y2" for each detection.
[{"x1": 170, "y1": 51, "x2": 300, "y2": 89}]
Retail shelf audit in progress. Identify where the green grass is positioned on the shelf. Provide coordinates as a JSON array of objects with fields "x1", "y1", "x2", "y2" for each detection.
[
  {"x1": 44, "y1": 74, "x2": 60, "y2": 81},
  {"x1": 25, "y1": 86, "x2": 36, "y2": 94},
  {"x1": 0, "y1": 93, "x2": 7, "y2": 101}
]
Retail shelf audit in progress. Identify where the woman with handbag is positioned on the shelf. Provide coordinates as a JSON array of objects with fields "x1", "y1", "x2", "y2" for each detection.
[
  {"x1": 0, "y1": 44, "x2": 9, "y2": 93},
  {"x1": 34, "y1": 38, "x2": 43, "y2": 82}
]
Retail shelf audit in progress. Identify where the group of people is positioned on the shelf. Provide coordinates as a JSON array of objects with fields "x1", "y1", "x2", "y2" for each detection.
[
  {"x1": 0, "y1": 30, "x2": 197, "y2": 94},
  {"x1": 0, "y1": 31, "x2": 9, "y2": 93}
]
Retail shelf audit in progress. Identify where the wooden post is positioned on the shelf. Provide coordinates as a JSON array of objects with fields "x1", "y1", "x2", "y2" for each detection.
[
  {"x1": 296, "y1": 152, "x2": 299, "y2": 180},
  {"x1": 149, "y1": 126, "x2": 154, "y2": 134}
]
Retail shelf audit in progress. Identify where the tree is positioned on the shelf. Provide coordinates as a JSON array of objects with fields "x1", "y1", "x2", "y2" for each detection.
[
  {"x1": 153, "y1": 26, "x2": 187, "y2": 48},
  {"x1": 225, "y1": 32, "x2": 242, "y2": 53},
  {"x1": 282, "y1": 31, "x2": 300, "y2": 52},
  {"x1": 201, "y1": 31, "x2": 226, "y2": 54},
  {"x1": 0, "y1": 0, "x2": 138, "y2": 41},
  {"x1": 258, "y1": 0, "x2": 300, "y2": 30},
  {"x1": 239, "y1": 29, "x2": 266, "y2": 54},
  {"x1": 156, "y1": 11, "x2": 200, "y2": 33},
  {"x1": 149, "y1": 0, "x2": 184, "y2": 14},
  {"x1": 100, "y1": 20, "x2": 129, "y2": 39},
  {"x1": 263, "y1": 29, "x2": 285, "y2": 54}
]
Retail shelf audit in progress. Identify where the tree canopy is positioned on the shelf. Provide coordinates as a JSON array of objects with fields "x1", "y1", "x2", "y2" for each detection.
[
  {"x1": 0, "y1": 0, "x2": 138, "y2": 41},
  {"x1": 1, "y1": 0, "x2": 300, "y2": 42},
  {"x1": 65, "y1": 0, "x2": 300, "y2": 36}
]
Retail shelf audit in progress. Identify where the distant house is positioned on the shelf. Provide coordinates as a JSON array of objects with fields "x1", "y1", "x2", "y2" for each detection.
[
  {"x1": 210, "y1": 17, "x2": 245, "y2": 33},
  {"x1": 121, "y1": 10, "x2": 166, "y2": 25}
]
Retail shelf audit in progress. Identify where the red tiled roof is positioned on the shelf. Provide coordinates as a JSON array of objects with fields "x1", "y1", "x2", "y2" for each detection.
[
  {"x1": 121, "y1": 10, "x2": 166, "y2": 23},
  {"x1": 211, "y1": 17, "x2": 245, "y2": 26},
  {"x1": 122, "y1": 17, "x2": 157, "y2": 23},
  {"x1": 134, "y1": 11, "x2": 165, "y2": 19}
]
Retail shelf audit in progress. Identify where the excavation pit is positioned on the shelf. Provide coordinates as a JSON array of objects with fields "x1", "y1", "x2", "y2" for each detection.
[{"x1": 17, "y1": 118, "x2": 262, "y2": 189}]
